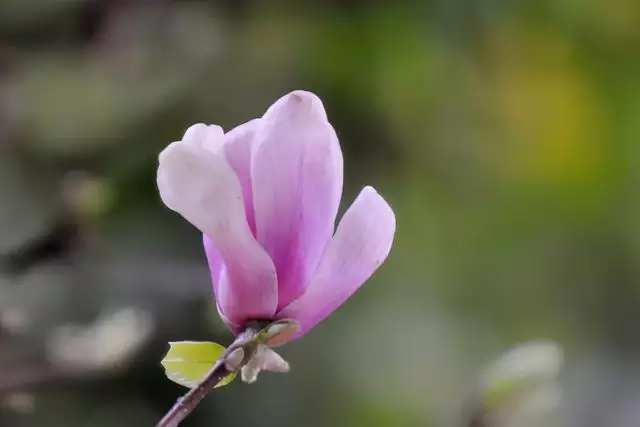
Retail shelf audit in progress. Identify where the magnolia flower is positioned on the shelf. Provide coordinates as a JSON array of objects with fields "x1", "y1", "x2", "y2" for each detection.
[{"x1": 157, "y1": 90, "x2": 396, "y2": 382}]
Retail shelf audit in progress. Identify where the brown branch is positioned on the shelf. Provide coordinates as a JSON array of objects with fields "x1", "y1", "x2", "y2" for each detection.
[{"x1": 155, "y1": 325, "x2": 261, "y2": 427}]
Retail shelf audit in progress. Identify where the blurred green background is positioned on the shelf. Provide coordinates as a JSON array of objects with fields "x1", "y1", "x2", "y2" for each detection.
[{"x1": 0, "y1": 0, "x2": 639, "y2": 426}]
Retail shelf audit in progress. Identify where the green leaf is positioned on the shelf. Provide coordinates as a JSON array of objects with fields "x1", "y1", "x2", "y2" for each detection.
[{"x1": 161, "y1": 341, "x2": 236, "y2": 389}]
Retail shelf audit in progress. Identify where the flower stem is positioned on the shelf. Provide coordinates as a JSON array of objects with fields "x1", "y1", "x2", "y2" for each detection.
[{"x1": 155, "y1": 325, "x2": 260, "y2": 427}]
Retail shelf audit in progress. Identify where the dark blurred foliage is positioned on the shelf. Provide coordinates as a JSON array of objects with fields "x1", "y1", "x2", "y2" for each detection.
[{"x1": 0, "y1": 0, "x2": 639, "y2": 426}]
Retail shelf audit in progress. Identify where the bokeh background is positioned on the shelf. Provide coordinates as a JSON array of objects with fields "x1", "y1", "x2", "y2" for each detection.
[{"x1": 0, "y1": 0, "x2": 639, "y2": 426}]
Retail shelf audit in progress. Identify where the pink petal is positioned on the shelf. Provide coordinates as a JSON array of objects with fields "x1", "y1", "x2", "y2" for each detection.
[
  {"x1": 221, "y1": 119, "x2": 261, "y2": 235},
  {"x1": 277, "y1": 186, "x2": 396, "y2": 337},
  {"x1": 203, "y1": 234, "x2": 223, "y2": 290},
  {"x1": 202, "y1": 236, "x2": 241, "y2": 330},
  {"x1": 251, "y1": 90, "x2": 344, "y2": 310},
  {"x1": 202, "y1": 120, "x2": 260, "y2": 325},
  {"x1": 157, "y1": 140, "x2": 278, "y2": 324}
]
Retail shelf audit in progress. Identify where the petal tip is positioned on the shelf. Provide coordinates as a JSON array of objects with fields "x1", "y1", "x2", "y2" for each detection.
[
  {"x1": 181, "y1": 123, "x2": 225, "y2": 150},
  {"x1": 264, "y1": 90, "x2": 328, "y2": 122},
  {"x1": 361, "y1": 185, "x2": 379, "y2": 196},
  {"x1": 182, "y1": 123, "x2": 207, "y2": 143},
  {"x1": 361, "y1": 186, "x2": 396, "y2": 229},
  {"x1": 287, "y1": 90, "x2": 319, "y2": 103}
]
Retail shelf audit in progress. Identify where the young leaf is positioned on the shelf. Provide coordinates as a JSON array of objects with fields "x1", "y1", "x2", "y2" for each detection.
[{"x1": 161, "y1": 341, "x2": 236, "y2": 389}]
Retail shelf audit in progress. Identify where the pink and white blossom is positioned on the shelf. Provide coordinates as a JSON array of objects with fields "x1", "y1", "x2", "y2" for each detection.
[{"x1": 157, "y1": 90, "x2": 396, "y2": 341}]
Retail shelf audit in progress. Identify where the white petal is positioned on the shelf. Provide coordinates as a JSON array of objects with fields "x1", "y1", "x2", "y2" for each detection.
[{"x1": 157, "y1": 141, "x2": 278, "y2": 323}]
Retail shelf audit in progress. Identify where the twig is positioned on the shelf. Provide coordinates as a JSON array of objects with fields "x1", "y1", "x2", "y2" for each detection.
[{"x1": 155, "y1": 325, "x2": 261, "y2": 427}]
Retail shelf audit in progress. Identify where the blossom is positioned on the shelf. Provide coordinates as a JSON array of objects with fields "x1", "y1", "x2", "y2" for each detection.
[{"x1": 157, "y1": 90, "x2": 395, "y2": 380}]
